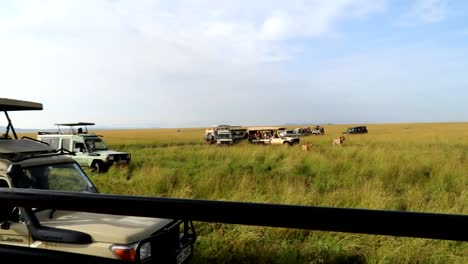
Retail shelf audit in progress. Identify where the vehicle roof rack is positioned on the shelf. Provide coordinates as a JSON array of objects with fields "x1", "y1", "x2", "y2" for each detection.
[{"x1": 49, "y1": 122, "x2": 95, "y2": 135}]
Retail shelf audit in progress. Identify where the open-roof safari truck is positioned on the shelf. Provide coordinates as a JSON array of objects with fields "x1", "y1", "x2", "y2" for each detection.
[
  {"x1": 247, "y1": 127, "x2": 300, "y2": 146},
  {"x1": 37, "y1": 122, "x2": 131, "y2": 173},
  {"x1": 0, "y1": 98, "x2": 196, "y2": 264}
]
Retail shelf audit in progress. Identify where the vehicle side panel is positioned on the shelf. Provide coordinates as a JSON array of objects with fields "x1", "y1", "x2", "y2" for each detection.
[{"x1": 0, "y1": 244, "x2": 125, "y2": 264}]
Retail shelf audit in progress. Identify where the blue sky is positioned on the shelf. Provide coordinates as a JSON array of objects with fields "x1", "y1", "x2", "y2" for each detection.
[{"x1": 1, "y1": 0, "x2": 467, "y2": 129}]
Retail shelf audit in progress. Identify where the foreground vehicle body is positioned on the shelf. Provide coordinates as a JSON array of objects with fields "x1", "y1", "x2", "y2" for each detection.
[
  {"x1": 37, "y1": 122, "x2": 131, "y2": 173},
  {"x1": 0, "y1": 98, "x2": 196, "y2": 263}
]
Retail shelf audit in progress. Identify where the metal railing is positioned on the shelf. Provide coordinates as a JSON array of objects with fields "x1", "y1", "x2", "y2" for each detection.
[{"x1": 1, "y1": 188, "x2": 467, "y2": 241}]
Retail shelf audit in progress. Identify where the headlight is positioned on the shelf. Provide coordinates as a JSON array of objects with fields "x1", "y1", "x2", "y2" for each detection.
[
  {"x1": 111, "y1": 242, "x2": 151, "y2": 261},
  {"x1": 111, "y1": 244, "x2": 137, "y2": 261},
  {"x1": 108, "y1": 155, "x2": 114, "y2": 161},
  {"x1": 139, "y1": 242, "x2": 152, "y2": 260}
]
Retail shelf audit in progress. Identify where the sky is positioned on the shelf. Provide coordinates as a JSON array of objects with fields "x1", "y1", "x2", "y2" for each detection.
[{"x1": 1, "y1": 0, "x2": 468, "y2": 129}]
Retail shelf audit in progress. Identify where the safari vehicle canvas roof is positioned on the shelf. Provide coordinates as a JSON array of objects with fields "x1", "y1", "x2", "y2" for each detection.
[
  {"x1": 247, "y1": 127, "x2": 286, "y2": 131},
  {"x1": 54, "y1": 122, "x2": 95, "y2": 126},
  {"x1": 0, "y1": 139, "x2": 54, "y2": 154},
  {"x1": 1, "y1": 98, "x2": 43, "y2": 139},
  {"x1": 0, "y1": 98, "x2": 43, "y2": 111}
]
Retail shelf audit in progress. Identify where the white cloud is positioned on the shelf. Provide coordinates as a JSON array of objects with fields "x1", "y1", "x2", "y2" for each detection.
[
  {"x1": 0, "y1": 0, "x2": 385, "y2": 63},
  {"x1": 261, "y1": 15, "x2": 290, "y2": 40},
  {"x1": 0, "y1": 0, "x2": 389, "y2": 128}
]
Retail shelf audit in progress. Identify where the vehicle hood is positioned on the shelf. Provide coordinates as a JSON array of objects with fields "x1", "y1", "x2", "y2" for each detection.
[
  {"x1": 36, "y1": 210, "x2": 173, "y2": 244},
  {"x1": 92, "y1": 150, "x2": 129, "y2": 156}
]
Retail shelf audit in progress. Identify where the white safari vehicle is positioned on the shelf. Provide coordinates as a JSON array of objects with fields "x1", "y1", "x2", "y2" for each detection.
[
  {"x1": 204, "y1": 125, "x2": 247, "y2": 145},
  {"x1": 0, "y1": 98, "x2": 196, "y2": 264},
  {"x1": 37, "y1": 122, "x2": 131, "y2": 173},
  {"x1": 247, "y1": 127, "x2": 300, "y2": 146}
]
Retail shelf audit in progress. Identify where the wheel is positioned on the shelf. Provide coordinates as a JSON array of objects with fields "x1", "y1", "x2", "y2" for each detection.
[{"x1": 91, "y1": 161, "x2": 105, "y2": 173}]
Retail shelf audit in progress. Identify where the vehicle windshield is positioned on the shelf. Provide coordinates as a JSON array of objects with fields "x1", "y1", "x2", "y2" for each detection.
[
  {"x1": 217, "y1": 133, "x2": 232, "y2": 139},
  {"x1": 12, "y1": 163, "x2": 98, "y2": 193},
  {"x1": 85, "y1": 138, "x2": 108, "y2": 151}
]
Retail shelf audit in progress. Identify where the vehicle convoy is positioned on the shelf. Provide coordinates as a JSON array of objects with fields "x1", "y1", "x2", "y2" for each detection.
[
  {"x1": 0, "y1": 98, "x2": 196, "y2": 263},
  {"x1": 247, "y1": 127, "x2": 300, "y2": 145},
  {"x1": 37, "y1": 122, "x2": 131, "y2": 173}
]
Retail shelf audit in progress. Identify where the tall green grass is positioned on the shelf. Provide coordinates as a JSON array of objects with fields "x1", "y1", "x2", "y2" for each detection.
[{"x1": 35, "y1": 123, "x2": 467, "y2": 263}]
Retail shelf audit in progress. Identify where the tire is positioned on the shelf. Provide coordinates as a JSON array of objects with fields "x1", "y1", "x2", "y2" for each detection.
[{"x1": 91, "y1": 161, "x2": 105, "y2": 174}]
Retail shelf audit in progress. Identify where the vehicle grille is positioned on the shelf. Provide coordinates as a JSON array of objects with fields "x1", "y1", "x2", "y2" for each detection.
[
  {"x1": 144, "y1": 221, "x2": 183, "y2": 264},
  {"x1": 112, "y1": 154, "x2": 131, "y2": 163},
  {"x1": 140, "y1": 220, "x2": 196, "y2": 264}
]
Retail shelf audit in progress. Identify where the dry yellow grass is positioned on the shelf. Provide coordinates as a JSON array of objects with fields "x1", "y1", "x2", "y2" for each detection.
[{"x1": 17, "y1": 122, "x2": 468, "y2": 263}]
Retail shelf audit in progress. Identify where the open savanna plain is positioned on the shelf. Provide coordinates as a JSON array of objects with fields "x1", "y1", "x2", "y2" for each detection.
[{"x1": 22, "y1": 123, "x2": 468, "y2": 263}]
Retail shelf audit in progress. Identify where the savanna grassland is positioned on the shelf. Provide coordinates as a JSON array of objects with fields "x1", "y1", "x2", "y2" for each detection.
[{"x1": 25, "y1": 123, "x2": 468, "y2": 263}]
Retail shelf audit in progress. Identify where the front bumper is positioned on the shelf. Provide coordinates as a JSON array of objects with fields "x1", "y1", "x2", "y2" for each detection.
[
  {"x1": 107, "y1": 154, "x2": 131, "y2": 166},
  {"x1": 137, "y1": 220, "x2": 196, "y2": 264}
]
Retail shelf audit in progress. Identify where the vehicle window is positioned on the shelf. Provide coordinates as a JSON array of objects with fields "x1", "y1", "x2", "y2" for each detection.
[
  {"x1": 48, "y1": 165, "x2": 91, "y2": 192},
  {"x1": 41, "y1": 138, "x2": 51, "y2": 145},
  {"x1": 20, "y1": 163, "x2": 97, "y2": 193},
  {"x1": 49, "y1": 138, "x2": 59, "y2": 149},
  {"x1": 85, "y1": 138, "x2": 108, "y2": 151},
  {"x1": 61, "y1": 138, "x2": 71, "y2": 151},
  {"x1": 74, "y1": 142, "x2": 85, "y2": 152}
]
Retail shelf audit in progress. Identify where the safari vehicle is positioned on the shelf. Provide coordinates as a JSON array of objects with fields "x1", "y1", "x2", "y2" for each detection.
[
  {"x1": 215, "y1": 128, "x2": 233, "y2": 145},
  {"x1": 204, "y1": 125, "x2": 229, "y2": 144},
  {"x1": 345, "y1": 126, "x2": 368, "y2": 134},
  {"x1": 309, "y1": 126, "x2": 325, "y2": 135},
  {"x1": 0, "y1": 98, "x2": 196, "y2": 264},
  {"x1": 229, "y1": 126, "x2": 248, "y2": 141},
  {"x1": 204, "y1": 125, "x2": 246, "y2": 145},
  {"x1": 247, "y1": 127, "x2": 300, "y2": 146},
  {"x1": 278, "y1": 129, "x2": 301, "y2": 138},
  {"x1": 37, "y1": 122, "x2": 131, "y2": 173}
]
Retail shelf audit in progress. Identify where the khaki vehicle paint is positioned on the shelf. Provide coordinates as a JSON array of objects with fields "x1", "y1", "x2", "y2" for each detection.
[{"x1": 0, "y1": 98, "x2": 196, "y2": 263}]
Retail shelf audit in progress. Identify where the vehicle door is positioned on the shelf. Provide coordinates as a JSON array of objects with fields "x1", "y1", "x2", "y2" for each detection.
[
  {"x1": 72, "y1": 141, "x2": 90, "y2": 167},
  {"x1": 270, "y1": 132, "x2": 283, "y2": 145}
]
